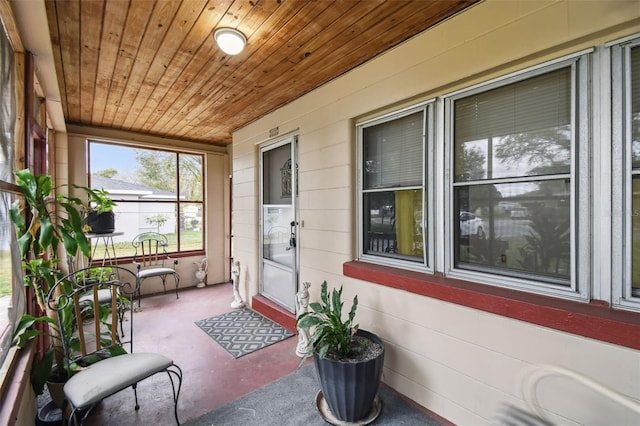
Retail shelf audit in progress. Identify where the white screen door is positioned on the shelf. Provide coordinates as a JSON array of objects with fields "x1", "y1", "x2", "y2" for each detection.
[{"x1": 260, "y1": 136, "x2": 298, "y2": 312}]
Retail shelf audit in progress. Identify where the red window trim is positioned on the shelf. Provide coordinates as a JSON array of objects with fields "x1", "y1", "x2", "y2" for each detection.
[{"x1": 343, "y1": 261, "x2": 640, "y2": 350}]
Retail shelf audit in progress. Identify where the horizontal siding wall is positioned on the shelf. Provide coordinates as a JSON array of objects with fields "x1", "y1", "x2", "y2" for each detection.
[{"x1": 232, "y1": 1, "x2": 640, "y2": 424}]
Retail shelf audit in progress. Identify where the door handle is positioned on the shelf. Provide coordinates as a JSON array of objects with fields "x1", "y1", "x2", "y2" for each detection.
[{"x1": 286, "y1": 221, "x2": 298, "y2": 250}]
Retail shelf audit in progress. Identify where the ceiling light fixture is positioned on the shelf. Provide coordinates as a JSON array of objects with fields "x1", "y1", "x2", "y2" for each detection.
[{"x1": 214, "y1": 28, "x2": 246, "y2": 55}]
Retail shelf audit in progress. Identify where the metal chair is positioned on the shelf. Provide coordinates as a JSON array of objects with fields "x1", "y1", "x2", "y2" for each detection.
[
  {"x1": 47, "y1": 266, "x2": 183, "y2": 425},
  {"x1": 132, "y1": 232, "x2": 180, "y2": 307},
  {"x1": 75, "y1": 267, "x2": 126, "y2": 336}
]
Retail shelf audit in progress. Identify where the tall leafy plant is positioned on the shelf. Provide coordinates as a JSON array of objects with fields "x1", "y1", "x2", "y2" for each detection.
[
  {"x1": 295, "y1": 280, "x2": 359, "y2": 361},
  {"x1": 9, "y1": 169, "x2": 93, "y2": 392}
]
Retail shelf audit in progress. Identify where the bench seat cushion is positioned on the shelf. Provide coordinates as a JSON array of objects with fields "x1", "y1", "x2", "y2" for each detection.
[
  {"x1": 79, "y1": 288, "x2": 114, "y2": 304},
  {"x1": 64, "y1": 352, "x2": 173, "y2": 409},
  {"x1": 138, "y1": 267, "x2": 177, "y2": 279}
]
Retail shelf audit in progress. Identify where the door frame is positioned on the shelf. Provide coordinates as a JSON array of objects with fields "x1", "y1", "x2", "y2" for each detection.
[{"x1": 258, "y1": 134, "x2": 299, "y2": 312}]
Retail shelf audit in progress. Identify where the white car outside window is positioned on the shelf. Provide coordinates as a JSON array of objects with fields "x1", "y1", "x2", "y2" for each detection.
[{"x1": 459, "y1": 211, "x2": 486, "y2": 238}]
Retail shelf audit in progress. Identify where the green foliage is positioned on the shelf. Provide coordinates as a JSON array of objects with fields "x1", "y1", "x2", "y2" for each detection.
[
  {"x1": 84, "y1": 187, "x2": 116, "y2": 214},
  {"x1": 518, "y1": 207, "x2": 570, "y2": 277},
  {"x1": 10, "y1": 170, "x2": 92, "y2": 311},
  {"x1": 135, "y1": 150, "x2": 176, "y2": 192},
  {"x1": 145, "y1": 214, "x2": 168, "y2": 232},
  {"x1": 11, "y1": 314, "x2": 58, "y2": 395},
  {"x1": 9, "y1": 169, "x2": 99, "y2": 391},
  {"x1": 74, "y1": 266, "x2": 114, "y2": 283},
  {"x1": 134, "y1": 149, "x2": 203, "y2": 200},
  {"x1": 295, "y1": 281, "x2": 359, "y2": 361},
  {"x1": 95, "y1": 168, "x2": 118, "y2": 178},
  {"x1": 31, "y1": 348, "x2": 55, "y2": 394},
  {"x1": 11, "y1": 314, "x2": 55, "y2": 348}
]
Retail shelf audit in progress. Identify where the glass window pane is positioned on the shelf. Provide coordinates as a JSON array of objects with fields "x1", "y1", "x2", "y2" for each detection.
[
  {"x1": 0, "y1": 23, "x2": 15, "y2": 183},
  {"x1": 0, "y1": 192, "x2": 14, "y2": 360},
  {"x1": 632, "y1": 178, "x2": 640, "y2": 292},
  {"x1": 179, "y1": 154, "x2": 203, "y2": 201},
  {"x1": 0, "y1": 23, "x2": 18, "y2": 369},
  {"x1": 90, "y1": 144, "x2": 178, "y2": 201},
  {"x1": 363, "y1": 111, "x2": 423, "y2": 190},
  {"x1": 180, "y1": 202, "x2": 204, "y2": 251},
  {"x1": 454, "y1": 68, "x2": 571, "y2": 181},
  {"x1": 363, "y1": 190, "x2": 423, "y2": 261},
  {"x1": 263, "y1": 206, "x2": 293, "y2": 267},
  {"x1": 140, "y1": 205, "x2": 177, "y2": 249},
  {"x1": 90, "y1": 203, "x2": 178, "y2": 260},
  {"x1": 90, "y1": 142, "x2": 205, "y2": 257},
  {"x1": 263, "y1": 144, "x2": 293, "y2": 205},
  {"x1": 454, "y1": 180, "x2": 571, "y2": 283}
]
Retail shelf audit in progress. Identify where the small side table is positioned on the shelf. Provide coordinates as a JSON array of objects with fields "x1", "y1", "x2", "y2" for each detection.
[{"x1": 85, "y1": 232, "x2": 124, "y2": 267}]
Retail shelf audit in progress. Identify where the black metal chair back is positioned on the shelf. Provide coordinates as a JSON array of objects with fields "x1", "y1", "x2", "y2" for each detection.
[
  {"x1": 46, "y1": 266, "x2": 182, "y2": 425},
  {"x1": 132, "y1": 232, "x2": 180, "y2": 306}
]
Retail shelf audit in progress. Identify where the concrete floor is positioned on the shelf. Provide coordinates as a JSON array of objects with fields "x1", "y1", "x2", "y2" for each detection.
[{"x1": 86, "y1": 282, "x2": 302, "y2": 425}]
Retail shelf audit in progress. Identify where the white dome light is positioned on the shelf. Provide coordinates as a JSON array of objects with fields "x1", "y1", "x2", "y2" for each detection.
[{"x1": 214, "y1": 28, "x2": 246, "y2": 55}]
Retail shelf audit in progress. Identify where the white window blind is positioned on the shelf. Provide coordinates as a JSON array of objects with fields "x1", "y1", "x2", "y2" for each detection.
[
  {"x1": 454, "y1": 68, "x2": 571, "y2": 181},
  {"x1": 363, "y1": 111, "x2": 423, "y2": 189}
]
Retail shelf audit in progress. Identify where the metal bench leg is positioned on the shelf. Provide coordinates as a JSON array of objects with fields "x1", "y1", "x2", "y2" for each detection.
[{"x1": 166, "y1": 364, "x2": 183, "y2": 425}]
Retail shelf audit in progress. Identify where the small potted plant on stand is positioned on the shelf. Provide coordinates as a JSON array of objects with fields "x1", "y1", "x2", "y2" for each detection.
[
  {"x1": 83, "y1": 187, "x2": 116, "y2": 234},
  {"x1": 296, "y1": 281, "x2": 385, "y2": 424}
]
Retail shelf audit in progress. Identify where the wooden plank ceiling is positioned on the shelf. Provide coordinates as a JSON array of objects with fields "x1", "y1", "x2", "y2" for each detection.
[{"x1": 44, "y1": 0, "x2": 477, "y2": 146}]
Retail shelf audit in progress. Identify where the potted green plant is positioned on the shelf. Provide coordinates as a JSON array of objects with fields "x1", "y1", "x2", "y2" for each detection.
[
  {"x1": 296, "y1": 280, "x2": 385, "y2": 423},
  {"x1": 9, "y1": 169, "x2": 92, "y2": 399},
  {"x1": 74, "y1": 266, "x2": 114, "y2": 283},
  {"x1": 83, "y1": 187, "x2": 116, "y2": 234}
]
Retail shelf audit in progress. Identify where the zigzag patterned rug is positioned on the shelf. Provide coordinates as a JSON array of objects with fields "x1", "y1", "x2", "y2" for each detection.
[{"x1": 195, "y1": 308, "x2": 294, "y2": 358}]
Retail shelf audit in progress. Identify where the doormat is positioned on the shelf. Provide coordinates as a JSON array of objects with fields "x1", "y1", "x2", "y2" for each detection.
[{"x1": 194, "y1": 308, "x2": 294, "y2": 358}]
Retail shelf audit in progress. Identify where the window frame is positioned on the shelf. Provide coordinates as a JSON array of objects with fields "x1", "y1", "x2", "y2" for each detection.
[
  {"x1": 356, "y1": 101, "x2": 435, "y2": 272},
  {"x1": 0, "y1": 184, "x2": 24, "y2": 374},
  {"x1": 611, "y1": 35, "x2": 640, "y2": 311},
  {"x1": 0, "y1": 16, "x2": 24, "y2": 381},
  {"x1": 443, "y1": 53, "x2": 591, "y2": 301},
  {"x1": 87, "y1": 140, "x2": 206, "y2": 258}
]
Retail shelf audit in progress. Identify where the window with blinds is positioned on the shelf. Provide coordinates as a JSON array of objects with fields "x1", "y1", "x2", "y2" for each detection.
[
  {"x1": 451, "y1": 66, "x2": 573, "y2": 285},
  {"x1": 359, "y1": 107, "x2": 427, "y2": 265}
]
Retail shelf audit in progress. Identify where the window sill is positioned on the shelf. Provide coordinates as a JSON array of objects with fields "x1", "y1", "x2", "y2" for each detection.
[
  {"x1": 0, "y1": 341, "x2": 36, "y2": 425},
  {"x1": 343, "y1": 261, "x2": 640, "y2": 350}
]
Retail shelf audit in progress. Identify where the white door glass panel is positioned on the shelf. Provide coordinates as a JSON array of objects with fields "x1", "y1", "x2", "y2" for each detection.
[
  {"x1": 263, "y1": 206, "x2": 293, "y2": 268},
  {"x1": 260, "y1": 139, "x2": 297, "y2": 312}
]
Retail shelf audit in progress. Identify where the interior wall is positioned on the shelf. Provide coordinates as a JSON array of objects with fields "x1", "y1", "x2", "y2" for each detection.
[
  {"x1": 206, "y1": 152, "x2": 231, "y2": 284},
  {"x1": 61, "y1": 126, "x2": 230, "y2": 293},
  {"x1": 231, "y1": 1, "x2": 640, "y2": 424}
]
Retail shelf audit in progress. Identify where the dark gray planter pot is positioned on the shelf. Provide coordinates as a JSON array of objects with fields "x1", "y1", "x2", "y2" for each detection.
[
  {"x1": 314, "y1": 329, "x2": 385, "y2": 422},
  {"x1": 85, "y1": 211, "x2": 115, "y2": 234}
]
